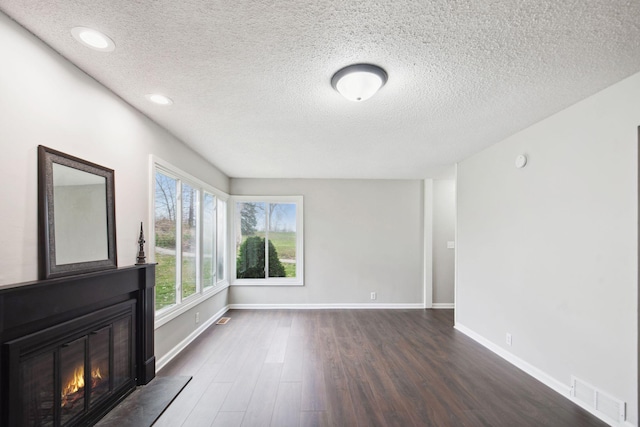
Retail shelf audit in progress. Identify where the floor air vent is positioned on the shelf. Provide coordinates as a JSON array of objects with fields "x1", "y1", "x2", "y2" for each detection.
[
  {"x1": 216, "y1": 317, "x2": 231, "y2": 325},
  {"x1": 570, "y1": 376, "x2": 625, "y2": 423}
]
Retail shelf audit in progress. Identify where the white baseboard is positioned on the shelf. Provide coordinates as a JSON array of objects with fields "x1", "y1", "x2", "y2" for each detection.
[
  {"x1": 156, "y1": 305, "x2": 229, "y2": 372},
  {"x1": 228, "y1": 303, "x2": 424, "y2": 310},
  {"x1": 454, "y1": 323, "x2": 569, "y2": 393},
  {"x1": 454, "y1": 323, "x2": 629, "y2": 427},
  {"x1": 432, "y1": 303, "x2": 454, "y2": 309}
]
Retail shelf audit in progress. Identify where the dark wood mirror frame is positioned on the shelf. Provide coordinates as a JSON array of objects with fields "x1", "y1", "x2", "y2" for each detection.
[{"x1": 38, "y1": 145, "x2": 117, "y2": 279}]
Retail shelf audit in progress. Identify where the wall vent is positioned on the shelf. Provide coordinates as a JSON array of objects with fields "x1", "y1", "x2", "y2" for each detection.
[{"x1": 570, "y1": 376, "x2": 626, "y2": 423}]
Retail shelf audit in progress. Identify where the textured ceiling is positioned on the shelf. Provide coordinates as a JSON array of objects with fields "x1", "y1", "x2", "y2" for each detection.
[{"x1": 1, "y1": 1, "x2": 640, "y2": 179}]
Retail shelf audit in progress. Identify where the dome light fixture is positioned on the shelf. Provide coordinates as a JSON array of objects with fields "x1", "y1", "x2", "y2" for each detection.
[
  {"x1": 331, "y1": 64, "x2": 388, "y2": 102},
  {"x1": 145, "y1": 94, "x2": 173, "y2": 106},
  {"x1": 71, "y1": 27, "x2": 115, "y2": 52}
]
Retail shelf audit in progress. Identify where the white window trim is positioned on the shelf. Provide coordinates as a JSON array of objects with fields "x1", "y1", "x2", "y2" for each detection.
[
  {"x1": 231, "y1": 195, "x2": 304, "y2": 286},
  {"x1": 150, "y1": 156, "x2": 230, "y2": 326}
]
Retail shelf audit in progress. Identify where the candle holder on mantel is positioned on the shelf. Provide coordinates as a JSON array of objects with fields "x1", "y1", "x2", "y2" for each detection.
[{"x1": 135, "y1": 222, "x2": 146, "y2": 265}]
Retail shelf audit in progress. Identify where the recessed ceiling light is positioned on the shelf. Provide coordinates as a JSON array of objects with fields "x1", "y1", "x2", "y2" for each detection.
[
  {"x1": 71, "y1": 27, "x2": 115, "y2": 52},
  {"x1": 331, "y1": 64, "x2": 388, "y2": 102},
  {"x1": 146, "y1": 94, "x2": 174, "y2": 106}
]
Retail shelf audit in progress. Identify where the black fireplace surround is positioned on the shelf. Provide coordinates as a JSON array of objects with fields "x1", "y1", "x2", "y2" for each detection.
[{"x1": 0, "y1": 265, "x2": 155, "y2": 426}]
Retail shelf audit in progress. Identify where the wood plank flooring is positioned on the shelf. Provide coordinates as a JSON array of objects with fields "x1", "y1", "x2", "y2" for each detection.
[{"x1": 155, "y1": 309, "x2": 608, "y2": 427}]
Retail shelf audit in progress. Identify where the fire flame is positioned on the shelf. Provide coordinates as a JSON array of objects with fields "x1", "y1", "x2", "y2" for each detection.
[
  {"x1": 62, "y1": 366, "x2": 84, "y2": 400},
  {"x1": 61, "y1": 366, "x2": 104, "y2": 407},
  {"x1": 93, "y1": 367, "x2": 102, "y2": 382}
]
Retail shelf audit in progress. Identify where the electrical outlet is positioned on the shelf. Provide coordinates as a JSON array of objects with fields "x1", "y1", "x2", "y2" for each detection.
[
  {"x1": 370, "y1": 292, "x2": 376, "y2": 300},
  {"x1": 195, "y1": 312, "x2": 200, "y2": 324},
  {"x1": 506, "y1": 333, "x2": 512, "y2": 346}
]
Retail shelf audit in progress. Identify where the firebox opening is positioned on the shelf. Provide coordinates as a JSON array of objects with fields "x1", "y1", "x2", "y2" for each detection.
[{"x1": 9, "y1": 300, "x2": 136, "y2": 426}]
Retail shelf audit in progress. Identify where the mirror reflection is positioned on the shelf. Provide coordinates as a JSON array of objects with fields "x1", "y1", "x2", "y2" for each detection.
[{"x1": 52, "y1": 163, "x2": 108, "y2": 264}]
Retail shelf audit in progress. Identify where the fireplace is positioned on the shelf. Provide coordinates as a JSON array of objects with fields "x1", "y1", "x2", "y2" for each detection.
[{"x1": 0, "y1": 265, "x2": 155, "y2": 426}]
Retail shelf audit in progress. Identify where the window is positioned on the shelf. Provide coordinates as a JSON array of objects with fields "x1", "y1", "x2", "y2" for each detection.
[
  {"x1": 232, "y1": 196, "x2": 303, "y2": 285},
  {"x1": 202, "y1": 192, "x2": 216, "y2": 289},
  {"x1": 153, "y1": 159, "x2": 228, "y2": 317},
  {"x1": 180, "y1": 182, "x2": 198, "y2": 300}
]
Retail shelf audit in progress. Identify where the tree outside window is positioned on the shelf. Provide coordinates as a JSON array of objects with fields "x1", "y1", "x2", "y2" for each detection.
[
  {"x1": 154, "y1": 165, "x2": 228, "y2": 314},
  {"x1": 233, "y1": 197, "x2": 303, "y2": 285}
]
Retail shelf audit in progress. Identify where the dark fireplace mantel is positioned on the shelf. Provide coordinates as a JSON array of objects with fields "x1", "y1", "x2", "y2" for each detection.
[{"x1": 0, "y1": 264, "x2": 155, "y2": 426}]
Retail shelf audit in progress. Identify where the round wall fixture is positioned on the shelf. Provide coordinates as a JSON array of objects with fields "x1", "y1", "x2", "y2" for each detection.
[{"x1": 515, "y1": 154, "x2": 528, "y2": 168}]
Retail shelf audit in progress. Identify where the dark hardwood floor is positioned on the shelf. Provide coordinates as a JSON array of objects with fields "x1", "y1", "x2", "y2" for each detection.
[{"x1": 155, "y1": 309, "x2": 607, "y2": 427}]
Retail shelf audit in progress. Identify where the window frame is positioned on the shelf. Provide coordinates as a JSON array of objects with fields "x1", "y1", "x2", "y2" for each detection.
[
  {"x1": 151, "y1": 156, "x2": 229, "y2": 327},
  {"x1": 231, "y1": 195, "x2": 304, "y2": 286}
]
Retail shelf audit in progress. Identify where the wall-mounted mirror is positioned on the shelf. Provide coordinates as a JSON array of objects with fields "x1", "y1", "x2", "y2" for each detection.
[{"x1": 38, "y1": 146, "x2": 117, "y2": 279}]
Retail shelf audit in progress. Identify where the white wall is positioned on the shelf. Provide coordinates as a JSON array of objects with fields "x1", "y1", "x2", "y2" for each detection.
[
  {"x1": 0, "y1": 12, "x2": 230, "y2": 362},
  {"x1": 456, "y1": 72, "x2": 638, "y2": 425},
  {"x1": 432, "y1": 179, "x2": 455, "y2": 305},
  {"x1": 229, "y1": 179, "x2": 424, "y2": 306}
]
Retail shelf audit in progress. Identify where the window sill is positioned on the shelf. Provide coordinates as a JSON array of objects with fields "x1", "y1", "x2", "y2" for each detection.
[
  {"x1": 155, "y1": 280, "x2": 229, "y2": 329},
  {"x1": 231, "y1": 279, "x2": 303, "y2": 287}
]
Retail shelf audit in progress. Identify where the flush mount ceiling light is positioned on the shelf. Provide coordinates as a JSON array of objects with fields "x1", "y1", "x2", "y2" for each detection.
[
  {"x1": 145, "y1": 94, "x2": 173, "y2": 106},
  {"x1": 331, "y1": 64, "x2": 388, "y2": 102},
  {"x1": 71, "y1": 27, "x2": 115, "y2": 52}
]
